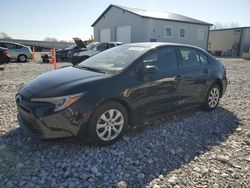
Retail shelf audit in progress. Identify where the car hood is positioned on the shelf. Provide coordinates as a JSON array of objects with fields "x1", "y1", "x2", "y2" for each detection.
[
  {"x1": 73, "y1": 37, "x2": 87, "y2": 49},
  {"x1": 20, "y1": 67, "x2": 110, "y2": 98}
]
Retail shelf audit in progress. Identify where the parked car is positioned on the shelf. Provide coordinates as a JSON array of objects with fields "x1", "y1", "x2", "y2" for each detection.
[
  {"x1": 0, "y1": 41, "x2": 32, "y2": 62},
  {"x1": 0, "y1": 47, "x2": 10, "y2": 65},
  {"x1": 16, "y1": 43, "x2": 227, "y2": 145},
  {"x1": 70, "y1": 41, "x2": 122, "y2": 65},
  {"x1": 41, "y1": 38, "x2": 86, "y2": 63},
  {"x1": 56, "y1": 38, "x2": 86, "y2": 61}
]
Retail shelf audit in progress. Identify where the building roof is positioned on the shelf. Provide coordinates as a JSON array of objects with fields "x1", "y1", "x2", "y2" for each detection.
[
  {"x1": 210, "y1": 26, "x2": 250, "y2": 32},
  {"x1": 91, "y1": 4, "x2": 212, "y2": 27}
]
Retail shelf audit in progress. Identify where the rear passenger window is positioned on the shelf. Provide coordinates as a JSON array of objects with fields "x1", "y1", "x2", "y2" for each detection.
[
  {"x1": 179, "y1": 47, "x2": 200, "y2": 68},
  {"x1": 4, "y1": 43, "x2": 16, "y2": 49},
  {"x1": 15, "y1": 45, "x2": 23, "y2": 49},
  {"x1": 198, "y1": 51, "x2": 208, "y2": 65},
  {"x1": 142, "y1": 47, "x2": 178, "y2": 72}
]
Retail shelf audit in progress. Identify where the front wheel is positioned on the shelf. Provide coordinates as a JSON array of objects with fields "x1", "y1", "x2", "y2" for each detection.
[
  {"x1": 88, "y1": 101, "x2": 128, "y2": 145},
  {"x1": 201, "y1": 83, "x2": 221, "y2": 111},
  {"x1": 18, "y1": 54, "x2": 27, "y2": 62}
]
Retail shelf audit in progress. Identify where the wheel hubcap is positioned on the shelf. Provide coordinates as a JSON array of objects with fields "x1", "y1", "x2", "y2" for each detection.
[
  {"x1": 208, "y1": 88, "x2": 219, "y2": 108},
  {"x1": 96, "y1": 109, "x2": 124, "y2": 141},
  {"x1": 19, "y1": 55, "x2": 25, "y2": 62}
]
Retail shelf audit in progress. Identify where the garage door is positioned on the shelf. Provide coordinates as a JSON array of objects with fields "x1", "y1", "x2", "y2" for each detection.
[
  {"x1": 116, "y1": 25, "x2": 131, "y2": 43},
  {"x1": 100, "y1": 28, "x2": 111, "y2": 42}
]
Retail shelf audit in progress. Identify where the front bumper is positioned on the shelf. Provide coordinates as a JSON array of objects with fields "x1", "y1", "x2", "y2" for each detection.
[{"x1": 16, "y1": 100, "x2": 90, "y2": 139}]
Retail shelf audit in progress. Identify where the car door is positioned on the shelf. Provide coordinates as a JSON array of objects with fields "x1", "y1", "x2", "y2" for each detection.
[
  {"x1": 197, "y1": 50, "x2": 210, "y2": 100},
  {"x1": 2, "y1": 43, "x2": 15, "y2": 58},
  {"x1": 176, "y1": 47, "x2": 208, "y2": 106},
  {"x1": 131, "y1": 46, "x2": 182, "y2": 119}
]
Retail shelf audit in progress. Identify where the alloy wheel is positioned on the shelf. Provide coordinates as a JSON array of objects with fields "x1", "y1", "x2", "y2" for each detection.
[
  {"x1": 96, "y1": 109, "x2": 124, "y2": 141},
  {"x1": 208, "y1": 88, "x2": 220, "y2": 108},
  {"x1": 18, "y1": 55, "x2": 26, "y2": 62}
]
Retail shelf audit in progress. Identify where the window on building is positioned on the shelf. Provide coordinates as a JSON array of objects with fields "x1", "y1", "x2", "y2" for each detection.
[
  {"x1": 179, "y1": 28, "x2": 186, "y2": 38},
  {"x1": 198, "y1": 29, "x2": 205, "y2": 40},
  {"x1": 178, "y1": 47, "x2": 200, "y2": 68},
  {"x1": 165, "y1": 26, "x2": 172, "y2": 37}
]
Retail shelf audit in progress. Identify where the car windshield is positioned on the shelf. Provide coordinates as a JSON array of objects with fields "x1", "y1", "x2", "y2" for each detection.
[
  {"x1": 78, "y1": 45, "x2": 150, "y2": 74},
  {"x1": 66, "y1": 44, "x2": 77, "y2": 50},
  {"x1": 86, "y1": 42, "x2": 99, "y2": 50}
]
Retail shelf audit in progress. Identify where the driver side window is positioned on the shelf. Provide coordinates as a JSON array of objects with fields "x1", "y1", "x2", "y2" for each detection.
[{"x1": 142, "y1": 47, "x2": 178, "y2": 72}]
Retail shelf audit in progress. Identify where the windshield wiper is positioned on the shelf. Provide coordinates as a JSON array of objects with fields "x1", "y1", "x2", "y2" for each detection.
[{"x1": 75, "y1": 65, "x2": 106, "y2": 74}]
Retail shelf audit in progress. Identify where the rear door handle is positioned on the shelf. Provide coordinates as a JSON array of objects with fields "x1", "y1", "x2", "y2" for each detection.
[{"x1": 175, "y1": 75, "x2": 181, "y2": 81}]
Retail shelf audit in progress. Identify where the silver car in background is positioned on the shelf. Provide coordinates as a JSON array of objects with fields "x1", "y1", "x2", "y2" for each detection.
[{"x1": 0, "y1": 41, "x2": 32, "y2": 62}]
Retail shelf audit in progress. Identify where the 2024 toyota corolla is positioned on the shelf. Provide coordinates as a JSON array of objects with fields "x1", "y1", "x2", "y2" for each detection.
[{"x1": 16, "y1": 43, "x2": 227, "y2": 145}]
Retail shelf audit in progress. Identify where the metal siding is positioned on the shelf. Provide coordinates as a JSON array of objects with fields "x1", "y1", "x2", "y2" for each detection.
[
  {"x1": 144, "y1": 18, "x2": 209, "y2": 49},
  {"x1": 209, "y1": 29, "x2": 241, "y2": 56},
  {"x1": 93, "y1": 6, "x2": 147, "y2": 42},
  {"x1": 93, "y1": 6, "x2": 209, "y2": 49},
  {"x1": 240, "y1": 28, "x2": 250, "y2": 54}
]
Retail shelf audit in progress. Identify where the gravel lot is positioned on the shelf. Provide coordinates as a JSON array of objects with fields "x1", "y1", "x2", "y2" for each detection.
[{"x1": 0, "y1": 59, "x2": 249, "y2": 188}]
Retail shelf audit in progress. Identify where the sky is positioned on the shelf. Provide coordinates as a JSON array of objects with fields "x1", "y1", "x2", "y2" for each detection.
[{"x1": 0, "y1": 0, "x2": 249, "y2": 41}]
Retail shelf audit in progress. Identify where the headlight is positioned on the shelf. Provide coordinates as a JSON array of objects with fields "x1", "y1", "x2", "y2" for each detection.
[{"x1": 31, "y1": 93, "x2": 83, "y2": 112}]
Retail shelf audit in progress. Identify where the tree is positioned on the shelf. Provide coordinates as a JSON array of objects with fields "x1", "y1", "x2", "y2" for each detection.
[
  {"x1": 0, "y1": 32, "x2": 12, "y2": 39},
  {"x1": 211, "y1": 22, "x2": 240, "y2": 30},
  {"x1": 43, "y1": 37, "x2": 59, "y2": 42}
]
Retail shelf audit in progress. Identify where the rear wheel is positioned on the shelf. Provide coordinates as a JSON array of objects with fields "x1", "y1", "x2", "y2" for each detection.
[
  {"x1": 17, "y1": 54, "x2": 27, "y2": 62},
  {"x1": 201, "y1": 83, "x2": 221, "y2": 111},
  {"x1": 88, "y1": 101, "x2": 128, "y2": 145}
]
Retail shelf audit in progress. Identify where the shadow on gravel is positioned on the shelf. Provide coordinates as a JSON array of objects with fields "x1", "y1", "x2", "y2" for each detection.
[{"x1": 0, "y1": 106, "x2": 239, "y2": 187}]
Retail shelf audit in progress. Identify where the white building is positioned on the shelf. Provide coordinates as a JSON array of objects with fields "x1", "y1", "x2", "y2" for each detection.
[{"x1": 92, "y1": 4, "x2": 212, "y2": 49}]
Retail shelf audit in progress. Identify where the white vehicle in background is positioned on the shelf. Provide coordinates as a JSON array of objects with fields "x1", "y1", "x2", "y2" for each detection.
[
  {"x1": 0, "y1": 41, "x2": 32, "y2": 62},
  {"x1": 71, "y1": 41, "x2": 122, "y2": 65}
]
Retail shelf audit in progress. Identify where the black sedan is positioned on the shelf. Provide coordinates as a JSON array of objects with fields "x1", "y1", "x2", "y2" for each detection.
[
  {"x1": 56, "y1": 38, "x2": 87, "y2": 61},
  {"x1": 0, "y1": 47, "x2": 10, "y2": 65},
  {"x1": 16, "y1": 43, "x2": 227, "y2": 145}
]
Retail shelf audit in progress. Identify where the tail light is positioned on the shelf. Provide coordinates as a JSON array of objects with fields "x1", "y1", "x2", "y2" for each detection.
[{"x1": 2, "y1": 50, "x2": 8, "y2": 56}]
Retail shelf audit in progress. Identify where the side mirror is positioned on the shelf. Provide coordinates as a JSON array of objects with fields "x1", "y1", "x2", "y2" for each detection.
[{"x1": 141, "y1": 65, "x2": 159, "y2": 75}]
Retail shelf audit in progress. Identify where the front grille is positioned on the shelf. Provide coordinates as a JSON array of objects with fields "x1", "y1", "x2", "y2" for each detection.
[
  {"x1": 19, "y1": 115, "x2": 43, "y2": 135},
  {"x1": 17, "y1": 105, "x2": 44, "y2": 136}
]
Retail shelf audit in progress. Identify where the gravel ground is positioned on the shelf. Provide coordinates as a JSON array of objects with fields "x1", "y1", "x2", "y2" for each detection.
[{"x1": 0, "y1": 59, "x2": 249, "y2": 188}]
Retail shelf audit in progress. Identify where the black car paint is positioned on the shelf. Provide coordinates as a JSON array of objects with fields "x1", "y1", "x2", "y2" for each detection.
[{"x1": 16, "y1": 43, "x2": 227, "y2": 139}]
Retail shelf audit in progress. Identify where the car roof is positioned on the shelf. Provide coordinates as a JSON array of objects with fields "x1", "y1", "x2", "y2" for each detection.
[
  {"x1": 0, "y1": 41, "x2": 25, "y2": 46},
  {"x1": 125, "y1": 42, "x2": 206, "y2": 51}
]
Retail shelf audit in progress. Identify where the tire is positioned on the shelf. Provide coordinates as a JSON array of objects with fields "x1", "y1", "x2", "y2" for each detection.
[
  {"x1": 17, "y1": 54, "x2": 27, "y2": 62},
  {"x1": 88, "y1": 101, "x2": 128, "y2": 145},
  {"x1": 200, "y1": 83, "x2": 221, "y2": 111}
]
